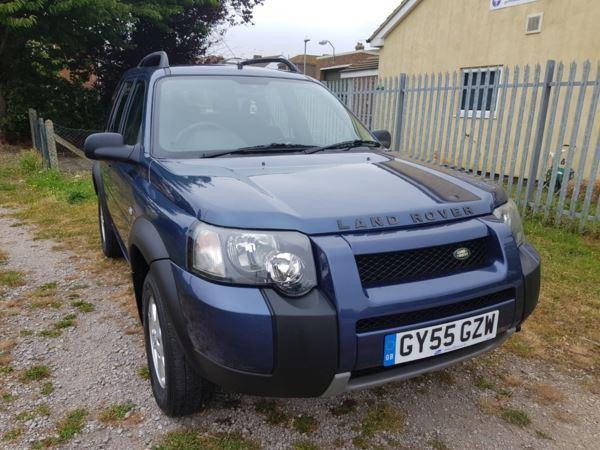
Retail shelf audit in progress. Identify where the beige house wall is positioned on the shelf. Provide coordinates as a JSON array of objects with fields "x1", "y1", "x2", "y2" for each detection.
[
  {"x1": 372, "y1": 0, "x2": 600, "y2": 182},
  {"x1": 377, "y1": 0, "x2": 600, "y2": 78}
]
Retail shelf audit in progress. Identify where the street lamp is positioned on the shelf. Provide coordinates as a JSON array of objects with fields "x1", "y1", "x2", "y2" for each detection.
[
  {"x1": 319, "y1": 40, "x2": 335, "y2": 63},
  {"x1": 303, "y1": 38, "x2": 310, "y2": 74}
]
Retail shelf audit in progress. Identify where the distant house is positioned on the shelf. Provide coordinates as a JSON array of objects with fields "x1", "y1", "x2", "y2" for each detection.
[
  {"x1": 339, "y1": 55, "x2": 379, "y2": 81},
  {"x1": 288, "y1": 54, "x2": 319, "y2": 78},
  {"x1": 58, "y1": 69, "x2": 96, "y2": 89},
  {"x1": 286, "y1": 44, "x2": 379, "y2": 81},
  {"x1": 316, "y1": 44, "x2": 379, "y2": 82},
  {"x1": 369, "y1": 0, "x2": 600, "y2": 77}
]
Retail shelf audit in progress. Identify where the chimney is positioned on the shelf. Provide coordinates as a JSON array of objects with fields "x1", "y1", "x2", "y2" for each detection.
[{"x1": 355, "y1": 42, "x2": 365, "y2": 51}]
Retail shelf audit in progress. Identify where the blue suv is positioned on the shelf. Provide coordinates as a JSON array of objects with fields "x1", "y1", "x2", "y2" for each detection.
[{"x1": 84, "y1": 52, "x2": 541, "y2": 417}]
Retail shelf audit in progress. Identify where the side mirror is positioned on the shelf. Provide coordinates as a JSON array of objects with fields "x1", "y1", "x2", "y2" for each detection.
[
  {"x1": 372, "y1": 130, "x2": 392, "y2": 149},
  {"x1": 84, "y1": 133, "x2": 132, "y2": 162}
]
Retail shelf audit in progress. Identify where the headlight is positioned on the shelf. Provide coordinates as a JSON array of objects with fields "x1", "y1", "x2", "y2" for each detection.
[
  {"x1": 493, "y1": 199, "x2": 525, "y2": 246},
  {"x1": 188, "y1": 222, "x2": 317, "y2": 297}
]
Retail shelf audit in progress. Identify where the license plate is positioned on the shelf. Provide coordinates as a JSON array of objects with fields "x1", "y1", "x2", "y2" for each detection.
[{"x1": 383, "y1": 310, "x2": 499, "y2": 366}]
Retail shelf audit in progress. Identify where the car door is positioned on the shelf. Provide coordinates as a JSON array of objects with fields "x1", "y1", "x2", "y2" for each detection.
[
  {"x1": 102, "y1": 79, "x2": 134, "y2": 247},
  {"x1": 109, "y1": 78, "x2": 147, "y2": 247}
]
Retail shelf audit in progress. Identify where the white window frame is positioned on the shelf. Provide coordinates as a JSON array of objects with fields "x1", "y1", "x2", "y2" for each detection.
[
  {"x1": 525, "y1": 12, "x2": 543, "y2": 34},
  {"x1": 459, "y1": 66, "x2": 503, "y2": 119}
]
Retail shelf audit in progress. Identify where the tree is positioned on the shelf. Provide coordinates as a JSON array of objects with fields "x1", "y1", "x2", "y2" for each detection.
[
  {"x1": 93, "y1": 0, "x2": 264, "y2": 111},
  {"x1": 0, "y1": 0, "x2": 263, "y2": 142}
]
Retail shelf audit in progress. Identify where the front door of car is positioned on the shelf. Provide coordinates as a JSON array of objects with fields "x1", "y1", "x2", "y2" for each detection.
[
  {"x1": 102, "y1": 79, "x2": 134, "y2": 249},
  {"x1": 109, "y1": 78, "x2": 147, "y2": 249}
]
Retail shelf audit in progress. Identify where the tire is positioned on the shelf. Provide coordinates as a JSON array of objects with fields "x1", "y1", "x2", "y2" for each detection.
[
  {"x1": 142, "y1": 272, "x2": 213, "y2": 417},
  {"x1": 98, "y1": 196, "x2": 122, "y2": 258}
]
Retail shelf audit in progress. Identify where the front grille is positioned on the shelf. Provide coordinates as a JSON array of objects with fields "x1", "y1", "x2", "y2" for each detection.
[
  {"x1": 356, "y1": 289, "x2": 514, "y2": 333},
  {"x1": 355, "y1": 236, "x2": 491, "y2": 287}
]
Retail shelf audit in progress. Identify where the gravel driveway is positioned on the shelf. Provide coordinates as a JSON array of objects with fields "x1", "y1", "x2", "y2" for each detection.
[{"x1": 0, "y1": 207, "x2": 598, "y2": 449}]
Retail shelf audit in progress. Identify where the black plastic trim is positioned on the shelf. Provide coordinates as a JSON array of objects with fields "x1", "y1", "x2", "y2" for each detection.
[
  {"x1": 519, "y1": 243, "x2": 541, "y2": 322},
  {"x1": 129, "y1": 218, "x2": 170, "y2": 263}
]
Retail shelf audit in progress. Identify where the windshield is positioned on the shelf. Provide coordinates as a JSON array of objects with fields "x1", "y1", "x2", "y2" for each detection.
[{"x1": 152, "y1": 75, "x2": 372, "y2": 158}]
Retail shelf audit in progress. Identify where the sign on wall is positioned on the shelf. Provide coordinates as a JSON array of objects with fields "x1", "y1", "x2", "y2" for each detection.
[{"x1": 490, "y1": 0, "x2": 536, "y2": 10}]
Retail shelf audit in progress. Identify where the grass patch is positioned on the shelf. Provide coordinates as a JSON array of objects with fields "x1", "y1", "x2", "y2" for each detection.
[
  {"x1": 39, "y1": 329, "x2": 62, "y2": 338},
  {"x1": 20, "y1": 329, "x2": 33, "y2": 337},
  {"x1": 1, "y1": 392, "x2": 17, "y2": 402},
  {"x1": 254, "y1": 399, "x2": 289, "y2": 425},
  {"x1": 500, "y1": 408, "x2": 531, "y2": 427},
  {"x1": 156, "y1": 430, "x2": 259, "y2": 450},
  {"x1": 330, "y1": 399, "x2": 358, "y2": 416},
  {"x1": 15, "y1": 410, "x2": 35, "y2": 421},
  {"x1": 0, "y1": 270, "x2": 25, "y2": 287},
  {"x1": 36, "y1": 404, "x2": 52, "y2": 416},
  {"x1": 138, "y1": 365, "x2": 150, "y2": 380},
  {"x1": 28, "y1": 297, "x2": 63, "y2": 309},
  {"x1": 535, "y1": 430, "x2": 553, "y2": 440},
  {"x1": 38, "y1": 314, "x2": 77, "y2": 338},
  {"x1": 16, "y1": 404, "x2": 51, "y2": 422},
  {"x1": 474, "y1": 375, "x2": 496, "y2": 390},
  {"x1": 516, "y1": 217, "x2": 600, "y2": 375},
  {"x1": 99, "y1": 402, "x2": 135, "y2": 423},
  {"x1": 430, "y1": 438, "x2": 450, "y2": 450},
  {"x1": 0, "y1": 150, "x2": 98, "y2": 253},
  {"x1": 54, "y1": 313, "x2": 77, "y2": 329},
  {"x1": 530, "y1": 383, "x2": 564, "y2": 404},
  {"x1": 0, "y1": 339, "x2": 15, "y2": 366},
  {"x1": 2, "y1": 427, "x2": 23, "y2": 442},
  {"x1": 19, "y1": 151, "x2": 41, "y2": 173},
  {"x1": 20, "y1": 365, "x2": 51, "y2": 382},
  {"x1": 551, "y1": 409, "x2": 577, "y2": 423},
  {"x1": 71, "y1": 300, "x2": 94, "y2": 313},
  {"x1": 353, "y1": 403, "x2": 405, "y2": 447},
  {"x1": 293, "y1": 415, "x2": 318, "y2": 434},
  {"x1": 478, "y1": 398, "x2": 531, "y2": 427},
  {"x1": 36, "y1": 282, "x2": 58, "y2": 293},
  {"x1": 41, "y1": 382, "x2": 54, "y2": 396},
  {"x1": 293, "y1": 441, "x2": 320, "y2": 450},
  {"x1": 358, "y1": 403, "x2": 405, "y2": 436},
  {"x1": 56, "y1": 409, "x2": 88, "y2": 441}
]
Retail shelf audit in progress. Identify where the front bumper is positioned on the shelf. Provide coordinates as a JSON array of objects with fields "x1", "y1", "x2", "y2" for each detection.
[
  {"x1": 322, "y1": 328, "x2": 515, "y2": 396},
  {"x1": 152, "y1": 259, "x2": 339, "y2": 397},
  {"x1": 151, "y1": 218, "x2": 540, "y2": 398}
]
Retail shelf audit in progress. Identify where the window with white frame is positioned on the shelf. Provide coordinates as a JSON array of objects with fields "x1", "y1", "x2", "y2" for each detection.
[{"x1": 460, "y1": 66, "x2": 502, "y2": 118}]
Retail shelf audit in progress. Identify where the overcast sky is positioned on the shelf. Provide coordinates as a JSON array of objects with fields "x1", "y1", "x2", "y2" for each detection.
[{"x1": 213, "y1": 0, "x2": 400, "y2": 59}]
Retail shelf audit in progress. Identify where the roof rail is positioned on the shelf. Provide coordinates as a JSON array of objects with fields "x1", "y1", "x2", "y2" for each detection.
[
  {"x1": 238, "y1": 57, "x2": 300, "y2": 73},
  {"x1": 138, "y1": 51, "x2": 169, "y2": 69}
]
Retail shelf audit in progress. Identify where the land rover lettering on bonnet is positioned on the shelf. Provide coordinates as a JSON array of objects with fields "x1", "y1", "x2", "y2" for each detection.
[{"x1": 84, "y1": 52, "x2": 541, "y2": 417}]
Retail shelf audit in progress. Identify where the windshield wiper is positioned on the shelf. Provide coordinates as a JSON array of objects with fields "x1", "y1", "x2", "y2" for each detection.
[
  {"x1": 304, "y1": 139, "x2": 382, "y2": 154},
  {"x1": 202, "y1": 143, "x2": 313, "y2": 158}
]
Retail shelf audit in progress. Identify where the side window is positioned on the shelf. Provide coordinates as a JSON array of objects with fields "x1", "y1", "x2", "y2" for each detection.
[
  {"x1": 109, "y1": 81, "x2": 133, "y2": 132},
  {"x1": 459, "y1": 66, "x2": 502, "y2": 118},
  {"x1": 123, "y1": 81, "x2": 146, "y2": 145}
]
